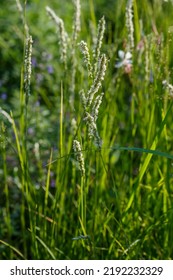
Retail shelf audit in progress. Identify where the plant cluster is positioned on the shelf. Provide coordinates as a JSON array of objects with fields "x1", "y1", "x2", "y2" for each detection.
[{"x1": 1, "y1": 0, "x2": 173, "y2": 260}]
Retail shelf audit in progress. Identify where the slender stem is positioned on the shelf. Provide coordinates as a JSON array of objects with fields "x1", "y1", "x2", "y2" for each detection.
[{"x1": 80, "y1": 175, "x2": 86, "y2": 232}]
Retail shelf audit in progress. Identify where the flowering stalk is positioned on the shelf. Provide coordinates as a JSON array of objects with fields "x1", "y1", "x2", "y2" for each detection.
[
  {"x1": 79, "y1": 51, "x2": 107, "y2": 149},
  {"x1": 78, "y1": 40, "x2": 93, "y2": 79},
  {"x1": 73, "y1": 140, "x2": 86, "y2": 229},
  {"x1": 83, "y1": 112, "x2": 102, "y2": 149},
  {"x1": 15, "y1": 0, "x2": 29, "y2": 35},
  {"x1": 72, "y1": 0, "x2": 81, "y2": 43},
  {"x1": 24, "y1": 35, "x2": 33, "y2": 105},
  {"x1": 126, "y1": 0, "x2": 134, "y2": 51},
  {"x1": 80, "y1": 89, "x2": 87, "y2": 110},
  {"x1": 77, "y1": 18, "x2": 107, "y2": 149},
  {"x1": 92, "y1": 92, "x2": 104, "y2": 122},
  {"x1": 46, "y1": 6, "x2": 68, "y2": 66},
  {"x1": 93, "y1": 16, "x2": 105, "y2": 74},
  {"x1": 73, "y1": 140, "x2": 85, "y2": 177},
  {"x1": 86, "y1": 54, "x2": 107, "y2": 108}
]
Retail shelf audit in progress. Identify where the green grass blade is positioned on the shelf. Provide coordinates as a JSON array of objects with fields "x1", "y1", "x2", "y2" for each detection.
[
  {"x1": 0, "y1": 240, "x2": 25, "y2": 260},
  {"x1": 124, "y1": 101, "x2": 173, "y2": 212},
  {"x1": 35, "y1": 235, "x2": 56, "y2": 260}
]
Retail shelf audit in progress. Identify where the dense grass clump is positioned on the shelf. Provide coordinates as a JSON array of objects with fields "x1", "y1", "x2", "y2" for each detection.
[{"x1": 1, "y1": 0, "x2": 173, "y2": 260}]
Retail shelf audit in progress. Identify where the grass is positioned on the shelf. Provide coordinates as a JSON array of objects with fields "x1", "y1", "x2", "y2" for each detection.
[{"x1": 1, "y1": 0, "x2": 173, "y2": 260}]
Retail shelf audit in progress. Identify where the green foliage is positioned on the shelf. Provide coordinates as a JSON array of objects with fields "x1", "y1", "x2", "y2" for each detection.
[{"x1": 1, "y1": 0, "x2": 173, "y2": 260}]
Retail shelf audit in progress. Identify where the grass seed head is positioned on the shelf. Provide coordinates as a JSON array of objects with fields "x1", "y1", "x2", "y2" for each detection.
[
  {"x1": 73, "y1": 140, "x2": 85, "y2": 177},
  {"x1": 24, "y1": 35, "x2": 33, "y2": 104},
  {"x1": 93, "y1": 16, "x2": 106, "y2": 74},
  {"x1": 126, "y1": 0, "x2": 134, "y2": 51},
  {"x1": 46, "y1": 6, "x2": 68, "y2": 65},
  {"x1": 78, "y1": 40, "x2": 93, "y2": 79},
  {"x1": 72, "y1": 0, "x2": 81, "y2": 42},
  {"x1": 86, "y1": 53, "x2": 107, "y2": 107}
]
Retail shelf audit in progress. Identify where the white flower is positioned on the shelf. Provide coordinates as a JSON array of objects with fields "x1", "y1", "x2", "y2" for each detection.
[
  {"x1": 115, "y1": 50, "x2": 132, "y2": 68},
  {"x1": 162, "y1": 80, "x2": 173, "y2": 96}
]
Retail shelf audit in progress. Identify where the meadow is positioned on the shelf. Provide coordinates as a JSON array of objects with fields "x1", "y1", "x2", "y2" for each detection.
[{"x1": 1, "y1": 0, "x2": 173, "y2": 260}]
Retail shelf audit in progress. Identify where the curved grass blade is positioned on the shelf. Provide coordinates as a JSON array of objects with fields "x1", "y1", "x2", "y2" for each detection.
[
  {"x1": 0, "y1": 240, "x2": 25, "y2": 259},
  {"x1": 110, "y1": 146, "x2": 173, "y2": 161},
  {"x1": 35, "y1": 235, "x2": 56, "y2": 260}
]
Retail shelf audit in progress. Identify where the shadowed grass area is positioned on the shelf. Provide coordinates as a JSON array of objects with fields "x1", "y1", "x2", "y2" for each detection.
[{"x1": 1, "y1": 0, "x2": 173, "y2": 260}]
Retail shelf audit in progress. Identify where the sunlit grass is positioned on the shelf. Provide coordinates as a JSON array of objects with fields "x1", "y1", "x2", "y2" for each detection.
[{"x1": 1, "y1": 0, "x2": 173, "y2": 260}]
